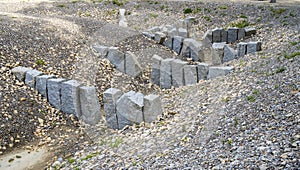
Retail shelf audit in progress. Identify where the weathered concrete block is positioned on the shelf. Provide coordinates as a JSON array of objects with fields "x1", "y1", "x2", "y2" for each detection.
[
  {"x1": 221, "y1": 29, "x2": 228, "y2": 42},
  {"x1": 142, "y1": 32, "x2": 155, "y2": 39},
  {"x1": 203, "y1": 30, "x2": 213, "y2": 44},
  {"x1": 25, "y1": 69, "x2": 43, "y2": 88},
  {"x1": 154, "y1": 32, "x2": 166, "y2": 44},
  {"x1": 11, "y1": 66, "x2": 32, "y2": 82},
  {"x1": 197, "y1": 63, "x2": 209, "y2": 80},
  {"x1": 183, "y1": 65, "x2": 198, "y2": 85},
  {"x1": 125, "y1": 51, "x2": 142, "y2": 78},
  {"x1": 212, "y1": 28, "x2": 223, "y2": 42},
  {"x1": 107, "y1": 47, "x2": 125, "y2": 72},
  {"x1": 168, "y1": 28, "x2": 177, "y2": 37},
  {"x1": 104, "y1": 88, "x2": 123, "y2": 129},
  {"x1": 171, "y1": 59, "x2": 188, "y2": 87},
  {"x1": 173, "y1": 36, "x2": 184, "y2": 54},
  {"x1": 36, "y1": 75, "x2": 55, "y2": 98},
  {"x1": 79, "y1": 86, "x2": 101, "y2": 125},
  {"x1": 245, "y1": 27, "x2": 256, "y2": 37},
  {"x1": 223, "y1": 45, "x2": 237, "y2": 62},
  {"x1": 238, "y1": 28, "x2": 245, "y2": 40},
  {"x1": 61, "y1": 80, "x2": 83, "y2": 117},
  {"x1": 47, "y1": 78, "x2": 66, "y2": 110},
  {"x1": 93, "y1": 45, "x2": 108, "y2": 57},
  {"x1": 237, "y1": 42, "x2": 247, "y2": 58},
  {"x1": 178, "y1": 28, "x2": 187, "y2": 38},
  {"x1": 247, "y1": 41, "x2": 262, "y2": 54},
  {"x1": 163, "y1": 36, "x2": 173, "y2": 50},
  {"x1": 143, "y1": 94, "x2": 163, "y2": 122},
  {"x1": 151, "y1": 55, "x2": 163, "y2": 85},
  {"x1": 116, "y1": 91, "x2": 144, "y2": 129},
  {"x1": 227, "y1": 27, "x2": 238, "y2": 43},
  {"x1": 208, "y1": 66, "x2": 234, "y2": 79},
  {"x1": 212, "y1": 42, "x2": 226, "y2": 65},
  {"x1": 181, "y1": 38, "x2": 204, "y2": 61},
  {"x1": 160, "y1": 58, "x2": 174, "y2": 89}
]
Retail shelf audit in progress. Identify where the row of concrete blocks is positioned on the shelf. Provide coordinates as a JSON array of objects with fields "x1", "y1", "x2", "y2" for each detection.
[
  {"x1": 11, "y1": 66, "x2": 101, "y2": 125},
  {"x1": 151, "y1": 55, "x2": 234, "y2": 89},
  {"x1": 204, "y1": 27, "x2": 257, "y2": 44},
  {"x1": 103, "y1": 88, "x2": 163, "y2": 130},
  {"x1": 93, "y1": 45, "x2": 142, "y2": 78}
]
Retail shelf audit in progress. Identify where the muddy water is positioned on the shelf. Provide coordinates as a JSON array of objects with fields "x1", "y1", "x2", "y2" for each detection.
[{"x1": 0, "y1": 147, "x2": 52, "y2": 170}]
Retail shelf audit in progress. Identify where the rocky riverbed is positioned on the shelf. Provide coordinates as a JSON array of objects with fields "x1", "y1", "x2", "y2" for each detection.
[{"x1": 0, "y1": 0, "x2": 299, "y2": 169}]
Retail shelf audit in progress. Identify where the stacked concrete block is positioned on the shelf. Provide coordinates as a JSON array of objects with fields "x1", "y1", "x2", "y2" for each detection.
[
  {"x1": 221, "y1": 29, "x2": 228, "y2": 42},
  {"x1": 116, "y1": 91, "x2": 144, "y2": 129},
  {"x1": 208, "y1": 66, "x2": 234, "y2": 79},
  {"x1": 223, "y1": 45, "x2": 237, "y2": 63},
  {"x1": 163, "y1": 36, "x2": 173, "y2": 50},
  {"x1": 247, "y1": 41, "x2": 262, "y2": 54},
  {"x1": 181, "y1": 38, "x2": 204, "y2": 61},
  {"x1": 154, "y1": 32, "x2": 166, "y2": 44},
  {"x1": 61, "y1": 80, "x2": 83, "y2": 117},
  {"x1": 125, "y1": 51, "x2": 142, "y2": 78},
  {"x1": 237, "y1": 42, "x2": 248, "y2": 58},
  {"x1": 107, "y1": 47, "x2": 125, "y2": 72},
  {"x1": 212, "y1": 42, "x2": 226, "y2": 65},
  {"x1": 36, "y1": 75, "x2": 55, "y2": 98},
  {"x1": 212, "y1": 28, "x2": 223, "y2": 42},
  {"x1": 47, "y1": 78, "x2": 66, "y2": 110},
  {"x1": 203, "y1": 30, "x2": 213, "y2": 44},
  {"x1": 178, "y1": 28, "x2": 188, "y2": 38},
  {"x1": 160, "y1": 58, "x2": 174, "y2": 89},
  {"x1": 151, "y1": 55, "x2": 163, "y2": 85},
  {"x1": 104, "y1": 88, "x2": 123, "y2": 129},
  {"x1": 25, "y1": 69, "x2": 43, "y2": 88},
  {"x1": 143, "y1": 94, "x2": 163, "y2": 122},
  {"x1": 171, "y1": 59, "x2": 188, "y2": 87},
  {"x1": 245, "y1": 27, "x2": 257, "y2": 37},
  {"x1": 79, "y1": 86, "x2": 101, "y2": 125},
  {"x1": 168, "y1": 28, "x2": 177, "y2": 37},
  {"x1": 197, "y1": 63, "x2": 209, "y2": 80},
  {"x1": 173, "y1": 36, "x2": 184, "y2": 54},
  {"x1": 238, "y1": 28, "x2": 245, "y2": 40},
  {"x1": 227, "y1": 27, "x2": 238, "y2": 43},
  {"x1": 183, "y1": 65, "x2": 198, "y2": 85},
  {"x1": 11, "y1": 66, "x2": 32, "y2": 82}
]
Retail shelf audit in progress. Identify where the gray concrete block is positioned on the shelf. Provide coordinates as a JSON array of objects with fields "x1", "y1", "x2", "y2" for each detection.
[
  {"x1": 61, "y1": 80, "x2": 83, "y2": 117},
  {"x1": 212, "y1": 42, "x2": 226, "y2": 65},
  {"x1": 93, "y1": 45, "x2": 108, "y2": 57},
  {"x1": 154, "y1": 32, "x2": 166, "y2": 44},
  {"x1": 36, "y1": 75, "x2": 55, "y2": 98},
  {"x1": 116, "y1": 91, "x2": 144, "y2": 129},
  {"x1": 160, "y1": 58, "x2": 174, "y2": 89},
  {"x1": 11, "y1": 66, "x2": 32, "y2": 82},
  {"x1": 197, "y1": 63, "x2": 209, "y2": 80},
  {"x1": 238, "y1": 28, "x2": 245, "y2": 40},
  {"x1": 221, "y1": 29, "x2": 228, "y2": 42},
  {"x1": 125, "y1": 51, "x2": 142, "y2": 78},
  {"x1": 237, "y1": 42, "x2": 248, "y2": 58},
  {"x1": 227, "y1": 27, "x2": 238, "y2": 43},
  {"x1": 208, "y1": 66, "x2": 234, "y2": 79},
  {"x1": 163, "y1": 36, "x2": 173, "y2": 50},
  {"x1": 104, "y1": 88, "x2": 123, "y2": 129},
  {"x1": 47, "y1": 78, "x2": 66, "y2": 110},
  {"x1": 202, "y1": 30, "x2": 213, "y2": 44},
  {"x1": 212, "y1": 28, "x2": 223, "y2": 42},
  {"x1": 25, "y1": 69, "x2": 43, "y2": 88},
  {"x1": 173, "y1": 36, "x2": 184, "y2": 54},
  {"x1": 142, "y1": 32, "x2": 155, "y2": 39},
  {"x1": 223, "y1": 45, "x2": 237, "y2": 62},
  {"x1": 147, "y1": 26, "x2": 160, "y2": 33},
  {"x1": 171, "y1": 59, "x2": 188, "y2": 87},
  {"x1": 178, "y1": 28, "x2": 187, "y2": 38},
  {"x1": 151, "y1": 55, "x2": 163, "y2": 85},
  {"x1": 181, "y1": 38, "x2": 204, "y2": 61},
  {"x1": 245, "y1": 27, "x2": 256, "y2": 37},
  {"x1": 247, "y1": 41, "x2": 262, "y2": 54},
  {"x1": 79, "y1": 86, "x2": 101, "y2": 125},
  {"x1": 143, "y1": 94, "x2": 163, "y2": 123},
  {"x1": 168, "y1": 28, "x2": 177, "y2": 37},
  {"x1": 107, "y1": 47, "x2": 125, "y2": 72},
  {"x1": 183, "y1": 65, "x2": 198, "y2": 85}
]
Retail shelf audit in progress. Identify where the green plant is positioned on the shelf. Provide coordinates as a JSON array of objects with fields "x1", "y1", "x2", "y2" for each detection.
[
  {"x1": 112, "y1": 0, "x2": 123, "y2": 6},
  {"x1": 256, "y1": 17, "x2": 262, "y2": 22},
  {"x1": 57, "y1": 4, "x2": 66, "y2": 8},
  {"x1": 81, "y1": 152, "x2": 99, "y2": 161},
  {"x1": 227, "y1": 138, "x2": 232, "y2": 145},
  {"x1": 67, "y1": 158, "x2": 76, "y2": 164},
  {"x1": 275, "y1": 67, "x2": 286, "y2": 74},
  {"x1": 246, "y1": 95, "x2": 256, "y2": 102},
  {"x1": 253, "y1": 89, "x2": 260, "y2": 95},
  {"x1": 270, "y1": 7, "x2": 286, "y2": 15},
  {"x1": 71, "y1": 0, "x2": 79, "y2": 3},
  {"x1": 289, "y1": 12, "x2": 295, "y2": 17},
  {"x1": 109, "y1": 138, "x2": 123, "y2": 148},
  {"x1": 219, "y1": 5, "x2": 227, "y2": 10},
  {"x1": 183, "y1": 8, "x2": 193, "y2": 14},
  {"x1": 289, "y1": 41, "x2": 298, "y2": 46},
  {"x1": 204, "y1": 16, "x2": 211, "y2": 22},
  {"x1": 284, "y1": 51, "x2": 300, "y2": 59},
  {"x1": 234, "y1": 117, "x2": 238, "y2": 127},
  {"x1": 230, "y1": 20, "x2": 250, "y2": 28},
  {"x1": 149, "y1": 13, "x2": 158, "y2": 18},
  {"x1": 240, "y1": 14, "x2": 248, "y2": 19},
  {"x1": 36, "y1": 59, "x2": 45, "y2": 65}
]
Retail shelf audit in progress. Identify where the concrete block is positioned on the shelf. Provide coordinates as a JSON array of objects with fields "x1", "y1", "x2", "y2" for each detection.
[
  {"x1": 178, "y1": 28, "x2": 187, "y2": 38},
  {"x1": 245, "y1": 27, "x2": 256, "y2": 37},
  {"x1": 163, "y1": 36, "x2": 173, "y2": 50},
  {"x1": 221, "y1": 29, "x2": 228, "y2": 42},
  {"x1": 181, "y1": 38, "x2": 204, "y2": 61},
  {"x1": 202, "y1": 30, "x2": 213, "y2": 44},
  {"x1": 183, "y1": 65, "x2": 198, "y2": 85},
  {"x1": 93, "y1": 45, "x2": 108, "y2": 57},
  {"x1": 154, "y1": 32, "x2": 166, "y2": 44},
  {"x1": 104, "y1": 88, "x2": 123, "y2": 129},
  {"x1": 143, "y1": 94, "x2": 163, "y2": 122},
  {"x1": 171, "y1": 59, "x2": 188, "y2": 87},
  {"x1": 47, "y1": 78, "x2": 66, "y2": 110},
  {"x1": 238, "y1": 28, "x2": 245, "y2": 40},
  {"x1": 125, "y1": 51, "x2": 142, "y2": 78},
  {"x1": 168, "y1": 28, "x2": 177, "y2": 37},
  {"x1": 142, "y1": 32, "x2": 155, "y2": 39},
  {"x1": 212, "y1": 28, "x2": 222, "y2": 42},
  {"x1": 36, "y1": 75, "x2": 55, "y2": 98},
  {"x1": 223, "y1": 45, "x2": 237, "y2": 62},
  {"x1": 25, "y1": 69, "x2": 43, "y2": 88},
  {"x1": 160, "y1": 58, "x2": 173, "y2": 89},
  {"x1": 151, "y1": 55, "x2": 163, "y2": 85},
  {"x1": 173, "y1": 36, "x2": 184, "y2": 54},
  {"x1": 208, "y1": 66, "x2": 234, "y2": 79},
  {"x1": 197, "y1": 63, "x2": 209, "y2": 80},
  {"x1": 147, "y1": 26, "x2": 160, "y2": 33},
  {"x1": 107, "y1": 47, "x2": 125, "y2": 72},
  {"x1": 237, "y1": 42, "x2": 247, "y2": 58},
  {"x1": 61, "y1": 80, "x2": 83, "y2": 117},
  {"x1": 212, "y1": 42, "x2": 226, "y2": 65},
  {"x1": 227, "y1": 27, "x2": 238, "y2": 43},
  {"x1": 247, "y1": 41, "x2": 262, "y2": 54},
  {"x1": 11, "y1": 66, "x2": 32, "y2": 82}
]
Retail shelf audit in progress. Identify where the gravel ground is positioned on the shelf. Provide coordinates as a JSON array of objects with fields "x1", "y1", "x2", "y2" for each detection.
[{"x1": 0, "y1": 0, "x2": 299, "y2": 169}]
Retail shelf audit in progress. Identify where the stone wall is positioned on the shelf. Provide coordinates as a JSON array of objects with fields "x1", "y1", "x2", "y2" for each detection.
[
  {"x1": 103, "y1": 88, "x2": 163, "y2": 129},
  {"x1": 11, "y1": 66, "x2": 101, "y2": 125}
]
